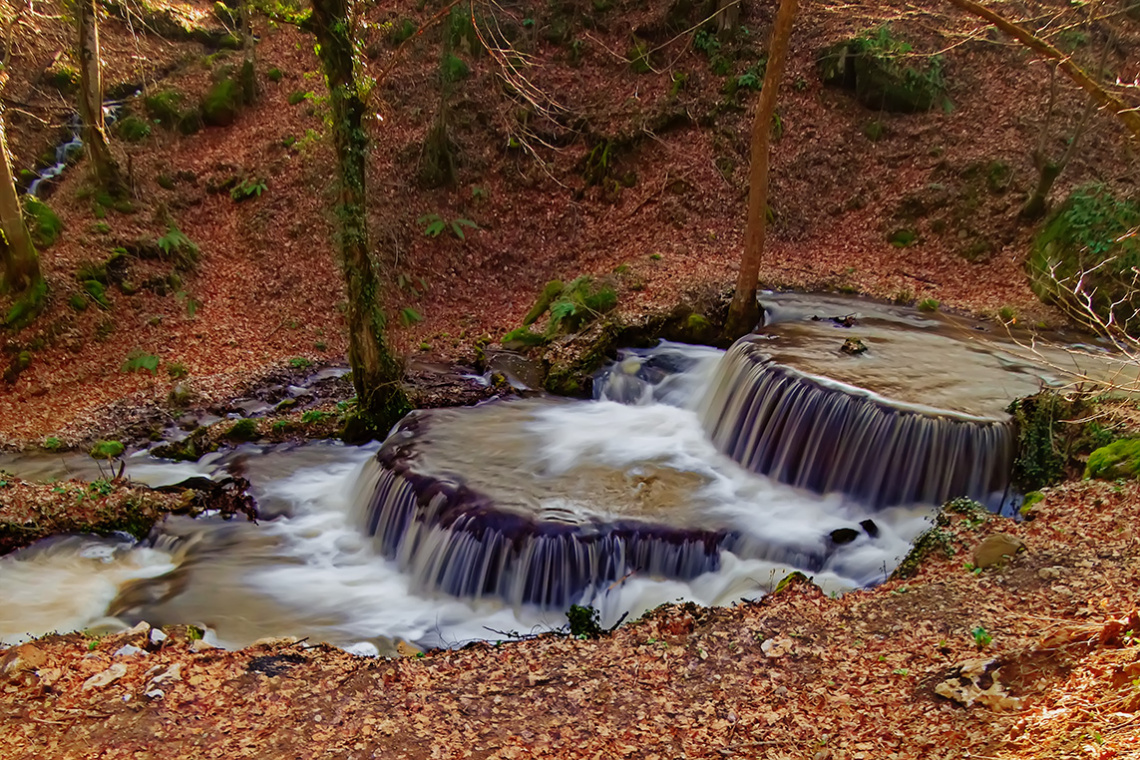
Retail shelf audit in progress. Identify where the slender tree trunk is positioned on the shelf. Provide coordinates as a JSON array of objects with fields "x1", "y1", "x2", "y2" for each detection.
[
  {"x1": 946, "y1": 0, "x2": 1140, "y2": 144},
  {"x1": 76, "y1": 0, "x2": 124, "y2": 194},
  {"x1": 722, "y1": 0, "x2": 798, "y2": 341},
  {"x1": 239, "y1": 0, "x2": 258, "y2": 103},
  {"x1": 310, "y1": 0, "x2": 408, "y2": 434},
  {"x1": 715, "y1": 0, "x2": 740, "y2": 40},
  {"x1": 0, "y1": 110, "x2": 41, "y2": 294}
]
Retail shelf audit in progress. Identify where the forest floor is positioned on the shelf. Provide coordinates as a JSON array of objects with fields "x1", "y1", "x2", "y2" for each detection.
[
  {"x1": 2, "y1": 480, "x2": 1140, "y2": 759},
  {"x1": 2, "y1": 0, "x2": 1140, "y2": 756}
]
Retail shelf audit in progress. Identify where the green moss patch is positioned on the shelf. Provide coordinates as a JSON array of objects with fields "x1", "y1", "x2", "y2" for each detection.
[
  {"x1": 1085, "y1": 438, "x2": 1140, "y2": 480},
  {"x1": 23, "y1": 196, "x2": 62, "y2": 248},
  {"x1": 819, "y1": 27, "x2": 950, "y2": 113}
]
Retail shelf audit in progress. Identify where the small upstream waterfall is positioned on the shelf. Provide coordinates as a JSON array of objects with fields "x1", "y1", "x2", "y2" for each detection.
[{"x1": 697, "y1": 340, "x2": 1015, "y2": 508}]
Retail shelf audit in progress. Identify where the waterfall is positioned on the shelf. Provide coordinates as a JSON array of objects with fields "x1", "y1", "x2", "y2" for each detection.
[
  {"x1": 697, "y1": 339, "x2": 1015, "y2": 508},
  {"x1": 350, "y1": 404, "x2": 836, "y2": 609}
]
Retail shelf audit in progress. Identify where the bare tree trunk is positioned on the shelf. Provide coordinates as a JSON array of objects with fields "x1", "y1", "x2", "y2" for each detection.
[
  {"x1": 310, "y1": 0, "x2": 408, "y2": 435},
  {"x1": 0, "y1": 110, "x2": 41, "y2": 295},
  {"x1": 723, "y1": 0, "x2": 799, "y2": 341},
  {"x1": 715, "y1": 0, "x2": 739, "y2": 40},
  {"x1": 947, "y1": 0, "x2": 1140, "y2": 144},
  {"x1": 239, "y1": 0, "x2": 258, "y2": 103},
  {"x1": 76, "y1": 0, "x2": 124, "y2": 194}
]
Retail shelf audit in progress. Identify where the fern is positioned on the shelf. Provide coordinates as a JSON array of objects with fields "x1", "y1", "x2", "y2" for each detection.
[
  {"x1": 400, "y1": 307, "x2": 424, "y2": 326},
  {"x1": 121, "y1": 350, "x2": 159, "y2": 375}
]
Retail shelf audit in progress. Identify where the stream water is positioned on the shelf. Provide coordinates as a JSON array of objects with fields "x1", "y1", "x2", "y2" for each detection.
[{"x1": 0, "y1": 294, "x2": 1127, "y2": 654}]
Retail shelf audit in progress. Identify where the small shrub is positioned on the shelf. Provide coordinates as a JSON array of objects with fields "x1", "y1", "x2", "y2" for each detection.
[
  {"x1": 121, "y1": 350, "x2": 159, "y2": 374},
  {"x1": 389, "y1": 17, "x2": 418, "y2": 46},
  {"x1": 157, "y1": 226, "x2": 200, "y2": 270},
  {"x1": 90, "y1": 440, "x2": 125, "y2": 459},
  {"x1": 971, "y1": 626, "x2": 993, "y2": 649},
  {"x1": 226, "y1": 418, "x2": 258, "y2": 441},
  {"x1": 400, "y1": 307, "x2": 424, "y2": 326},
  {"x1": 289, "y1": 357, "x2": 312, "y2": 369},
  {"x1": 301, "y1": 410, "x2": 331, "y2": 424},
  {"x1": 43, "y1": 436, "x2": 62, "y2": 451},
  {"x1": 22, "y1": 196, "x2": 62, "y2": 247},
  {"x1": 114, "y1": 115, "x2": 152, "y2": 142},
  {"x1": 917, "y1": 298, "x2": 939, "y2": 312},
  {"x1": 267, "y1": 67, "x2": 284, "y2": 82},
  {"x1": 287, "y1": 90, "x2": 308, "y2": 106},
  {"x1": 145, "y1": 90, "x2": 201, "y2": 134},
  {"x1": 201, "y1": 78, "x2": 241, "y2": 126},
  {"x1": 566, "y1": 604, "x2": 603, "y2": 639},
  {"x1": 418, "y1": 213, "x2": 478, "y2": 240},
  {"x1": 167, "y1": 362, "x2": 189, "y2": 379},
  {"x1": 997, "y1": 305, "x2": 1017, "y2": 323},
  {"x1": 230, "y1": 177, "x2": 267, "y2": 201}
]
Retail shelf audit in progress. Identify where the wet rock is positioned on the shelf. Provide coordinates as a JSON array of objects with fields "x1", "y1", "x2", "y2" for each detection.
[
  {"x1": 830, "y1": 528, "x2": 860, "y2": 544},
  {"x1": 859, "y1": 519, "x2": 880, "y2": 538},
  {"x1": 840, "y1": 337, "x2": 867, "y2": 355},
  {"x1": 82, "y1": 662, "x2": 128, "y2": 691},
  {"x1": 247, "y1": 653, "x2": 306, "y2": 677}
]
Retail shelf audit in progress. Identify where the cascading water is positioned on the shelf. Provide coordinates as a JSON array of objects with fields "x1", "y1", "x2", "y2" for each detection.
[
  {"x1": 3, "y1": 293, "x2": 1126, "y2": 651},
  {"x1": 696, "y1": 340, "x2": 1015, "y2": 508}
]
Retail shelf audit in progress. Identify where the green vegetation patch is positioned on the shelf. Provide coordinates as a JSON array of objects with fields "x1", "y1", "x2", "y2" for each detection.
[
  {"x1": 226, "y1": 418, "x2": 259, "y2": 441},
  {"x1": 114, "y1": 114, "x2": 152, "y2": 142},
  {"x1": 1085, "y1": 438, "x2": 1140, "y2": 480},
  {"x1": 23, "y1": 196, "x2": 62, "y2": 248},
  {"x1": 144, "y1": 90, "x2": 202, "y2": 134},
  {"x1": 90, "y1": 440, "x2": 125, "y2": 459},
  {"x1": 201, "y1": 78, "x2": 242, "y2": 126},
  {"x1": 819, "y1": 26, "x2": 950, "y2": 113},
  {"x1": 1028, "y1": 185, "x2": 1140, "y2": 335}
]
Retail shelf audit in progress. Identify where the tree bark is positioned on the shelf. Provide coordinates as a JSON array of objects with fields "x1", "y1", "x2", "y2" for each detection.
[
  {"x1": 723, "y1": 0, "x2": 799, "y2": 341},
  {"x1": 0, "y1": 109, "x2": 41, "y2": 295},
  {"x1": 76, "y1": 0, "x2": 124, "y2": 194},
  {"x1": 946, "y1": 0, "x2": 1140, "y2": 144},
  {"x1": 715, "y1": 0, "x2": 740, "y2": 40},
  {"x1": 239, "y1": 0, "x2": 258, "y2": 103},
  {"x1": 310, "y1": 0, "x2": 408, "y2": 434}
]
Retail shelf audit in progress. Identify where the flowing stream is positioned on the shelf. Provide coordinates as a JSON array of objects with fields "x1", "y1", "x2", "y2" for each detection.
[{"x1": 0, "y1": 294, "x2": 1128, "y2": 653}]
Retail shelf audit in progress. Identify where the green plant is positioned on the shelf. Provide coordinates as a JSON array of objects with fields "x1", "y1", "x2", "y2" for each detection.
[
  {"x1": 863, "y1": 120, "x2": 885, "y2": 141},
  {"x1": 114, "y1": 115, "x2": 152, "y2": 142},
  {"x1": 288, "y1": 90, "x2": 309, "y2": 106},
  {"x1": 167, "y1": 362, "x2": 189, "y2": 379},
  {"x1": 389, "y1": 17, "x2": 417, "y2": 46},
  {"x1": 89, "y1": 478, "x2": 114, "y2": 497},
  {"x1": 628, "y1": 39, "x2": 652, "y2": 73},
  {"x1": 917, "y1": 298, "x2": 939, "y2": 312},
  {"x1": 888, "y1": 228, "x2": 918, "y2": 248},
  {"x1": 289, "y1": 357, "x2": 313, "y2": 369},
  {"x1": 230, "y1": 177, "x2": 267, "y2": 201},
  {"x1": 83, "y1": 280, "x2": 110, "y2": 308},
  {"x1": 43, "y1": 436, "x2": 62, "y2": 451},
  {"x1": 201, "y1": 78, "x2": 241, "y2": 126},
  {"x1": 90, "y1": 440, "x2": 125, "y2": 459},
  {"x1": 736, "y1": 59, "x2": 767, "y2": 91},
  {"x1": 122, "y1": 350, "x2": 159, "y2": 375},
  {"x1": 418, "y1": 213, "x2": 478, "y2": 240},
  {"x1": 301, "y1": 410, "x2": 331, "y2": 424},
  {"x1": 23, "y1": 196, "x2": 62, "y2": 247},
  {"x1": 972, "y1": 626, "x2": 993, "y2": 649},
  {"x1": 566, "y1": 604, "x2": 603, "y2": 639},
  {"x1": 272, "y1": 419, "x2": 290, "y2": 432},
  {"x1": 997, "y1": 305, "x2": 1017, "y2": 324},
  {"x1": 267, "y1": 67, "x2": 284, "y2": 82},
  {"x1": 156, "y1": 226, "x2": 200, "y2": 270},
  {"x1": 400, "y1": 307, "x2": 424, "y2": 326}
]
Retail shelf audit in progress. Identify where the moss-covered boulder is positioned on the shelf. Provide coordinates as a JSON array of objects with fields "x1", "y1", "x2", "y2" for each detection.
[
  {"x1": 1085, "y1": 439, "x2": 1140, "y2": 480},
  {"x1": 22, "y1": 196, "x2": 62, "y2": 248},
  {"x1": 144, "y1": 90, "x2": 202, "y2": 134},
  {"x1": 201, "y1": 78, "x2": 242, "y2": 127},
  {"x1": 1028, "y1": 185, "x2": 1140, "y2": 335},
  {"x1": 819, "y1": 27, "x2": 949, "y2": 113}
]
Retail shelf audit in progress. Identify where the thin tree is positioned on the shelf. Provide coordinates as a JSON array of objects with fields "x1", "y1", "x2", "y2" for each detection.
[
  {"x1": 308, "y1": 0, "x2": 409, "y2": 434},
  {"x1": 0, "y1": 12, "x2": 44, "y2": 314},
  {"x1": 76, "y1": 0, "x2": 124, "y2": 194},
  {"x1": 946, "y1": 0, "x2": 1140, "y2": 144},
  {"x1": 239, "y1": 0, "x2": 258, "y2": 103},
  {"x1": 723, "y1": 0, "x2": 799, "y2": 340}
]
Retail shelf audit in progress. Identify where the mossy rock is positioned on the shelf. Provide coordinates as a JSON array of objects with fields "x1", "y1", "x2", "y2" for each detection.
[
  {"x1": 145, "y1": 90, "x2": 202, "y2": 134},
  {"x1": 152, "y1": 428, "x2": 218, "y2": 462},
  {"x1": 90, "y1": 440, "x2": 125, "y2": 459},
  {"x1": 201, "y1": 78, "x2": 242, "y2": 126},
  {"x1": 523, "y1": 280, "x2": 565, "y2": 325},
  {"x1": 1028, "y1": 185, "x2": 1140, "y2": 335},
  {"x1": 114, "y1": 114, "x2": 152, "y2": 142},
  {"x1": 225, "y1": 418, "x2": 258, "y2": 441},
  {"x1": 83, "y1": 279, "x2": 110, "y2": 308},
  {"x1": 1085, "y1": 439, "x2": 1140, "y2": 480},
  {"x1": 818, "y1": 27, "x2": 949, "y2": 113},
  {"x1": 23, "y1": 196, "x2": 62, "y2": 248}
]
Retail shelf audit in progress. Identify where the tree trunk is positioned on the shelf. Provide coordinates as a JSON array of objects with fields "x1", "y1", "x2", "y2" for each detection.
[
  {"x1": 722, "y1": 0, "x2": 799, "y2": 341},
  {"x1": 1019, "y1": 161, "x2": 1061, "y2": 220},
  {"x1": 310, "y1": 0, "x2": 408, "y2": 435},
  {"x1": 715, "y1": 0, "x2": 740, "y2": 40},
  {"x1": 239, "y1": 0, "x2": 258, "y2": 103},
  {"x1": 76, "y1": 0, "x2": 124, "y2": 194},
  {"x1": 0, "y1": 110, "x2": 41, "y2": 295}
]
